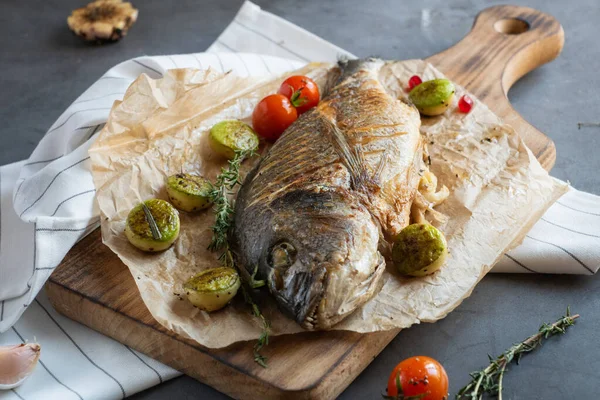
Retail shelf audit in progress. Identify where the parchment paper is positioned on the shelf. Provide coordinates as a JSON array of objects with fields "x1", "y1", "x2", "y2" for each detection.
[{"x1": 89, "y1": 61, "x2": 567, "y2": 348}]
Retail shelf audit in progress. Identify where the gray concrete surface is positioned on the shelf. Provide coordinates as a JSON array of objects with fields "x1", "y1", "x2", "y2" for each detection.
[{"x1": 1, "y1": 0, "x2": 599, "y2": 398}]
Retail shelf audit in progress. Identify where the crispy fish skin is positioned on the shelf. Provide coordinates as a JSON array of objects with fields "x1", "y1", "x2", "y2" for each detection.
[{"x1": 232, "y1": 59, "x2": 422, "y2": 330}]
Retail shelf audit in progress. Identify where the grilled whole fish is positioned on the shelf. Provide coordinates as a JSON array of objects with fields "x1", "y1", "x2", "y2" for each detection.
[{"x1": 232, "y1": 59, "x2": 423, "y2": 330}]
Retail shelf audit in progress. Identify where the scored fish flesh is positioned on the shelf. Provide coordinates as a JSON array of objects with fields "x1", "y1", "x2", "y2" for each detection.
[{"x1": 231, "y1": 58, "x2": 423, "y2": 330}]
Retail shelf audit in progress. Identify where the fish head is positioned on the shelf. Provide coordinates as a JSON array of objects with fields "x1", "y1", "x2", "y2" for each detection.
[{"x1": 263, "y1": 189, "x2": 386, "y2": 330}]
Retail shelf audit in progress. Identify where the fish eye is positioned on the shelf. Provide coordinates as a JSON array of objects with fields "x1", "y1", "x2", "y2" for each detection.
[{"x1": 268, "y1": 241, "x2": 297, "y2": 269}]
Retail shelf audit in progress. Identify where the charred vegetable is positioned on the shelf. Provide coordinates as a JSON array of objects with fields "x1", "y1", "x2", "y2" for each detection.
[
  {"x1": 209, "y1": 120, "x2": 259, "y2": 159},
  {"x1": 184, "y1": 267, "x2": 241, "y2": 311},
  {"x1": 166, "y1": 173, "x2": 212, "y2": 212},
  {"x1": 67, "y1": 0, "x2": 138, "y2": 42},
  {"x1": 408, "y1": 78, "x2": 455, "y2": 116},
  {"x1": 392, "y1": 223, "x2": 447, "y2": 277},
  {"x1": 125, "y1": 199, "x2": 180, "y2": 252}
]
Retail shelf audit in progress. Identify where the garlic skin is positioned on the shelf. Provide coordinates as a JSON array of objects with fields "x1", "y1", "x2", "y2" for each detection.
[{"x1": 0, "y1": 343, "x2": 41, "y2": 390}]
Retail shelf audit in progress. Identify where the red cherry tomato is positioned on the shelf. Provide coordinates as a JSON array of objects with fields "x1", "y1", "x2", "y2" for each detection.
[
  {"x1": 252, "y1": 94, "x2": 298, "y2": 142},
  {"x1": 278, "y1": 75, "x2": 320, "y2": 114},
  {"x1": 386, "y1": 356, "x2": 449, "y2": 400}
]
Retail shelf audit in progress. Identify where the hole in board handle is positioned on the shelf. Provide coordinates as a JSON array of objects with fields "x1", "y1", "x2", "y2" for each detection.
[{"x1": 494, "y1": 18, "x2": 530, "y2": 35}]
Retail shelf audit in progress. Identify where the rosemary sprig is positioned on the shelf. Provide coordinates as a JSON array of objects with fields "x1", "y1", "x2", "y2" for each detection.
[
  {"x1": 457, "y1": 308, "x2": 579, "y2": 399},
  {"x1": 142, "y1": 203, "x2": 162, "y2": 240},
  {"x1": 207, "y1": 149, "x2": 271, "y2": 367}
]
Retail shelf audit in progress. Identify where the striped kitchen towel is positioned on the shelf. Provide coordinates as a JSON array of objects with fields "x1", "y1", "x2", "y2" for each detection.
[{"x1": 0, "y1": 1, "x2": 599, "y2": 399}]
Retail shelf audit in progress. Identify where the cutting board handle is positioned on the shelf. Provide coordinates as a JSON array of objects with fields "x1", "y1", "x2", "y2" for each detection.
[{"x1": 426, "y1": 5, "x2": 564, "y2": 169}]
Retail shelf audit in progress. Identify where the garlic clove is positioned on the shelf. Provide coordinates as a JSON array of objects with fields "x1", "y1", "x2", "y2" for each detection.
[{"x1": 0, "y1": 343, "x2": 41, "y2": 390}]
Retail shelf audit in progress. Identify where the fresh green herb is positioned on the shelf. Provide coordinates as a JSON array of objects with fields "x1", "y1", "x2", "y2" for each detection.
[
  {"x1": 240, "y1": 283, "x2": 270, "y2": 367},
  {"x1": 142, "y1": 203, "x2": 162, "y2": 240},
  {"x1": 207, "y1": 149, "x2": 271, "y2": 367},
  {"x1": 381, "y1": 372, "x2": 427, "y2": 399},
  {"x1": 207, "y1": 150, "x2": 250, "y2": 252},
  {"x1": 290, "y1": 88, "x2": 308, "y2": 108},
  {"x1": 457, "y1": 308, "x2": 579, "y2": 399}
]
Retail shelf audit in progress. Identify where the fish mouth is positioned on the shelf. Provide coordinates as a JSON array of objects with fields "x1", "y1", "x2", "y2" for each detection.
[
  {"x1": 302, "y1": 279, "x2": 325, "y2": 330},
  {"x1": 268, "y1": 264, "x2": 327, "y2": 328},
  {"x1": 301, "y1": 252, "x2": 386, "y2": 331},
  {"x1": 303, "y1": 303, "x2": 321, "y2": 330},
  {"x1": 296, "y1": 269, "x2": 327, "y2": 330}
]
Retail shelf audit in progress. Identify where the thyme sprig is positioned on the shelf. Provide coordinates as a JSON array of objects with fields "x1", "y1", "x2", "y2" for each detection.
[
  {"x1": 208, "y1": 149, "x2": 251, "y2": 253},
  {"x1": 240, "y1": 280, "x2": 271, "y2": 368},
  {"x1": 457, "y1": 308, "x2": 579, "y2": 399},
  {"x1": 207, "y1": 149, "x2": 270, "y2": 367}
]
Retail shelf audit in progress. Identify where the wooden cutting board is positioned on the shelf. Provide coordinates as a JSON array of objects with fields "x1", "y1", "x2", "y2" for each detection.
[{"x1": 46, "y1": 5, "x2": 563, "y2": 400}]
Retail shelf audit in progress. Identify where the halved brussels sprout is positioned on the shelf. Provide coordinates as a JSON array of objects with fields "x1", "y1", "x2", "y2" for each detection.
[
  {"x1": 409, "y1": 79, "x2": 455, "y2": 116},
  {"x1": 392, "y1": 223, "x2": 448, "y2": 277},
  {"x1": 125, "y1": 199, "x2": 180, "y2": 252},
  {"x1": 166, "y1": 173, "x2": 212, "y2": 212},
  {"x1": 184, "y1": 267, "x2": 241, "y2": 312},
  {"x1": 209, "y1": 120, "x2": 259, "y2": 159}
]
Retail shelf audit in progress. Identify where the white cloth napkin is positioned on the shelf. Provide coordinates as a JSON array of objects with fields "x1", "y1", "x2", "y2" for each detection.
[{"x1": 1, "y1": 1, "x2": 599, "y2": 399}]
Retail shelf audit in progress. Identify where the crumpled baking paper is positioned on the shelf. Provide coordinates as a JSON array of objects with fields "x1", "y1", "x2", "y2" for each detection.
[{"x1": 89, "y1": 61, "x2": 566, "y2": 348}]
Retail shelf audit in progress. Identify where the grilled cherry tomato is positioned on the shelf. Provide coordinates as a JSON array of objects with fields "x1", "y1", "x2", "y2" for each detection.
[
  {"x1": 278, "y1": 75, "x2": 320, "y2": 114},
  {"x1": 386, "y1": 356, "x2": 448, "y2": 400},
  {"x1": 252, "y1": 94, "x2": 298, "y2": 142}
]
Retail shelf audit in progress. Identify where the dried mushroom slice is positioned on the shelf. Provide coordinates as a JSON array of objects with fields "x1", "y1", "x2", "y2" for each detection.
[{"x1": 67, "y1": 0, "x2": 138, "y2": 42}]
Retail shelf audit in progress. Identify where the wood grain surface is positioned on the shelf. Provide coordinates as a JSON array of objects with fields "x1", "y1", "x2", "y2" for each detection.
[
  {"x1": 427, "y1": 5, "x2": 564, "y2": 170},
  {"x1": 46, "y1": 5, "x2": 563, "y2": 399}
]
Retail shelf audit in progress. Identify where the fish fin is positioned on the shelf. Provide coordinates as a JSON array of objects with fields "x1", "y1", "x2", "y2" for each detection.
[
  {"x1": 354, "y1": 144, "x2": 385, "y2": 191},
  {"x1": 373, "y1": 148, "x2": 389, "y2": 184},
  {"x1": 319, "y1": 114, "x2": 371, "y2": 191},
  {"x1": 353, "y1": 144, "x2": 371, "y2": 184},
  {"x1": 352, "y1": 144, "x2": 389, "y2": 190}
]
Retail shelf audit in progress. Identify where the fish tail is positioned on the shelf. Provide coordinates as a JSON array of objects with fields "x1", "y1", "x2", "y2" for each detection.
[{"x1": 337, "y1": 57, "x2": 382, "y2": 79}]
